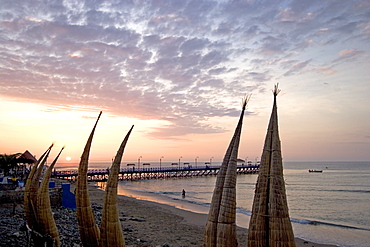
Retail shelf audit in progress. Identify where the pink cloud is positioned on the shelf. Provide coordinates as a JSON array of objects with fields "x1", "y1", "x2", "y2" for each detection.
[
  {"x1": 315, "y1": 67, "x2": 336, "y2": 75},
  {"x1": 332, "y1": 49, "x2": 363, "y2": 64},
  {"x1": 338, "y1": 49, "x2": 362, "y2": 58}
]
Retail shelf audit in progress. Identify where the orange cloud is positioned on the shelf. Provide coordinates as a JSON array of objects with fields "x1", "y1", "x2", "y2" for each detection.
[{"x1": 315, "y1": 67, "x2": 336, "y2": 75}]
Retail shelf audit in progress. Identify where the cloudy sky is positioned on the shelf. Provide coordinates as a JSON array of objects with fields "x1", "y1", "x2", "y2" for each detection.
[{"x1": 1, "y1": 0, "x2": 369, "y2": 163}]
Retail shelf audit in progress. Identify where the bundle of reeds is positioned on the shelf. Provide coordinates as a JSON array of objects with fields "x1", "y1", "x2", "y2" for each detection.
[
  {"x1": 36, "y1": 147, "x2": 64, "y2": 247},
  {"x1": 99, "y1": 125, "x2": 134, "y2": 247},
  {"x1": 75, "y1": 111, "x2": 134, "y2": 247},
  {"x1": 24, "y1": 144, "x2": 53, "y2": 232},
  {"x1": 204, "y1": 96, "x2": 250, "y2": 247},
  {"x1": 247, "y1": 85, "x2": 296, "y2": 247},
  {"x1": 23, "y1": 111, "x2": 134, "y2": 246},
  {"x1": 76, "y1": 111, "x2": 102, "y2": 247}
]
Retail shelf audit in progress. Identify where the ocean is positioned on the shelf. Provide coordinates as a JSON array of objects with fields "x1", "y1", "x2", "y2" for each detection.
[{"x1": 57, "y1": 161, "x2": 370, "y2": 246}]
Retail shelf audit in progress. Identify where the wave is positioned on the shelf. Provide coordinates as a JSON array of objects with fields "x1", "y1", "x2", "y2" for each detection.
[
  {"x1": 289, "y1": 187, "x2": 370, "y2": 194},
  {"x1": 234, "y1": 206, "x2": 370, "y2": 232},
  {"x1": 236, "y1": 207, "x2": 252, "y2": 216},
  {"x1": 123, "y1": 188, "x2": 370, "y2": 233},
  {"x1": 290, "y1": 218, "x2": 370, "y2": 231},
  {"x1": 161, "y1": 191, "x2": 180, "y2": 195},
  {"x1": 177, "y1": 198, "x2": 211, "y2": 208},
  {"x1": 318, "y1": 189, "x2": 370, "y2": 194}
]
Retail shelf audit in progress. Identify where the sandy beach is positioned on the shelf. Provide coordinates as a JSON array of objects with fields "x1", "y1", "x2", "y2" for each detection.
[
  {"x1": 85, "y1": 182, "x2": 337, "y2": 247},
  {"x1": 0, "y1": 180, "x2": 338, "y2": 246}
]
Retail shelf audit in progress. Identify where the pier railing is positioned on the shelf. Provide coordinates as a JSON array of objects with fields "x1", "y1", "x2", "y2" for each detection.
[{"x1": 52, "y1": 164, "x2": 259, "y2": 181}]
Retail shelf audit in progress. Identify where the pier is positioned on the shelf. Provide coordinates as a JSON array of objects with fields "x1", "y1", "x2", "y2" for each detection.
[{"x1": 52, "y1": 164, "x2": 259, "y2": 181}]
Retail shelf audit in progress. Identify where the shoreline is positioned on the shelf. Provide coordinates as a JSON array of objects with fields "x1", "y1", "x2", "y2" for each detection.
[
  {"x1": 91, "y1": 182, "x2": 337, "y2": 247},
  {"x1": 0, "y1": 180, "x2": 337, "y2": 246}
]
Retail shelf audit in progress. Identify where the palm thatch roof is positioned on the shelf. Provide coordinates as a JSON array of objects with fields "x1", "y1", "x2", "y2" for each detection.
[
  {"x1": 17, "y1": 150, "x2": 38, "y2": 164},
  {"x1": 247, "y1": 84, "x2": 296, "y2": 247},
  {"x1": 204, "y1": 96, "x2": 250, "y2": 247}
]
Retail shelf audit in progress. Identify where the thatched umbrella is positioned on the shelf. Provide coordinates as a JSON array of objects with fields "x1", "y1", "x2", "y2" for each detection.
[
  {"x1": 17, "y1": 150, "x2": 38, "y2": 164},
  {"x1": 76, "y1": 111, "x2": 102, "y2": 247},
  {"x1": 36, "y1": 146, "x2": 64, "y2": 247},
  {"x1": 99, "y1": 125, "x2": 134, "y2": 247},
  {"x1": 247, "y1": 85, "x2": 296, "y2": 247},
  {"x1": 204, "y1": 96, "x2": 250, "y2": 247}
]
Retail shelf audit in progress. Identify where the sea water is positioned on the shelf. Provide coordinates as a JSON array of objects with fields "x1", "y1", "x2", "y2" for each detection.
[
  {"x1": 56, "y1": 161, "x2": 370, "y2": 246},
  {"x1": 115, "y1": 161, "x2": 370, "y2": 247}
]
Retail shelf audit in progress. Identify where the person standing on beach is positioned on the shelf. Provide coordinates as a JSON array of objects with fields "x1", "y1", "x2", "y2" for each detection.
[{"x1": 182, "y1": 189, "x2": 186, "y2": 198}]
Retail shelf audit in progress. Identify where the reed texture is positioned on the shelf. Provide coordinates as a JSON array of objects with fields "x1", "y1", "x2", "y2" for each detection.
[
  {"x1": 76, "y1": 111, "x2": 102, "y2": 247},
  {"x1": 99, "y1": 125, "x2": 134, "y2": 247},
  {"x1": 204, "y1": 96, "x2": 249, "y2": 247},
  {"x1": 24, "y1": 144, "x2": 53, "y2": 231},
  {"x1": 247, "y1": 85, "x2": 296, "y2": 247},
  {"x1": 36, "y1": 147, "x2": 64, "y2": 247}
]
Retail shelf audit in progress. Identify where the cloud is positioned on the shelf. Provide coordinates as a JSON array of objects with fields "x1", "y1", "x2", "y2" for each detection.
[
  {"x1": 314, "y1": 67, "x2": 337, "y2": 75},
  {"x1": 256, "y1": 35, "x2": 290, "y2": 55},
  {"x1": 332, "y1": 49, "x2": 364, "y2": 64},
  {"x1": 0, "y1": 0, "x2": 369, "y2": 138},
  {"x1": 283, "y1": 60, "x2": 312, "y2": 76}
]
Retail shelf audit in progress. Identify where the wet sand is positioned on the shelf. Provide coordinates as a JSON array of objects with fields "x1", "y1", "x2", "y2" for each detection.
[{"x1": 86, "y1": 182, "x2": 337, "y2": 247}]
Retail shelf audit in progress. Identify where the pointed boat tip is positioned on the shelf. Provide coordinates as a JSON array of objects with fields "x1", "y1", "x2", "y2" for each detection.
[
  {"x1": 125, "y1": 125, "x2": 135, "y2": 140},
  {"x1": 125, "y1": 125, "x2": 134, "y2": 135},
  {"x1": 127, "y1": 125, "x2": 134, "y2": 134},
  {"x1": 240, "y1": 94, "x2": 251, "y2": 113},
  {"x1": 97, "y1": 111, "x2": 103, "y2": 120},
  {"x1": 273, "y1": 83, "x2": 281, "y2": 97},
  {"x1": 244, "y1": 94, "x2": 252, "y2": 105}
]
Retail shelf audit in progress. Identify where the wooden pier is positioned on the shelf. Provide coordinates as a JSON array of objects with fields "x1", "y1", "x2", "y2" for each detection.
[{"x1": 52, "y1": 164, "x2": 259, "y2": 181}]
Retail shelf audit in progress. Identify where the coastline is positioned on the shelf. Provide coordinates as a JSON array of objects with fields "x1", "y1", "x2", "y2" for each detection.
[
  {"x1": 0, "y1": 180, "x2": 337, "y2": 246},
  {"x1": 89, "y1": 182, "x2": 337, "y2": 247}
]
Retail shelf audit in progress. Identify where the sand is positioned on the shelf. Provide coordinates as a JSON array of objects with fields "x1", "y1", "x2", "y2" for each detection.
[{"x1": 84, "y1": 182, "x2": 337, "y2": 247}]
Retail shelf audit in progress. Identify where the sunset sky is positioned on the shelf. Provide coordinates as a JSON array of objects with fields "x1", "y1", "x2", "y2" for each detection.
[{"x1": 1, "y1": 0, "x2": 369, "y2": 164}]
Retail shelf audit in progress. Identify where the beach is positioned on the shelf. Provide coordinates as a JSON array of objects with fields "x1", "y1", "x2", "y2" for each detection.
[
  {"x1": 111, "y1": 161, "x2": 370, "y2": 247},
  {"x1": 1, "y1": 180, "x2": 337, "y2": 247},
  {"x1": 86, "y1": 182, "x2": 336, "y2": 247},
  {"x1": 6, "y1": 160, "x2": 370, "y2": 246}
]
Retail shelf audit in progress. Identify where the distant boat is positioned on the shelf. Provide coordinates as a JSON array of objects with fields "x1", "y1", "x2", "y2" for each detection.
[{"x1": 309, "y1": 169, "x2": 323, "y2": 173}]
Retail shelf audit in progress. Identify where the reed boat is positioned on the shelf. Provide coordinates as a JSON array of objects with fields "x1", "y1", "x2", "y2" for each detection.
[{"x1": 309, "y1": 169, "x2": 323, "y2": 173}]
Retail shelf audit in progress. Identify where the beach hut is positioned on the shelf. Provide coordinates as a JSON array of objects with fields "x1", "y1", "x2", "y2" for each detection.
[
  {"x1": 17, "y1": 150, "x2": 38, "y2": 164},
  {"x1": 204, "y1": 96, "x2": 249, "y2": 247},
  {"x1": 247, "y1": 85, "x2": 296, "y2": 247},
  {"x1": 17, "y1": 150, "x2": 38, "y2": 177}
]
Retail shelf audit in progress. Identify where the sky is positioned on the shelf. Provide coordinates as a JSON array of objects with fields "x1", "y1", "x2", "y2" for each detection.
[{"x1": 1, "y1": 0, "x2": 369, "y2": 165}]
